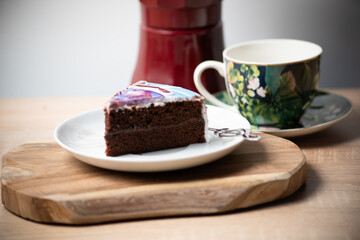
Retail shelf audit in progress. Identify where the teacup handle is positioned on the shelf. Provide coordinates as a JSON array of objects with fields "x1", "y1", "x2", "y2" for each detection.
[{"x1": 193, "y1": 61, "x2": 238, "y2": 112}]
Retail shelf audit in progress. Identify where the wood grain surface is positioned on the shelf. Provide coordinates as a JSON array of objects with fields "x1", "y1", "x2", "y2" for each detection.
[
  {"x1": 1, "y1": 133, "x2": 306, "y2": 224},
  {"x1": 1, "y1": 89, "x2": 359, "y2": 240}
]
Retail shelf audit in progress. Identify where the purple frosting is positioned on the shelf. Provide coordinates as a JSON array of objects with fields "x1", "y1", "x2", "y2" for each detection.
[{"x1": 105, "y1": 81, "x2": 202, "y2": 111}]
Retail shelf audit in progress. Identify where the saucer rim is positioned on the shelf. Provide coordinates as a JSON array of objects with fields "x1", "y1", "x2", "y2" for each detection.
[{"x1": 213, "y1": 90, "x2": 352, "y2": 138}]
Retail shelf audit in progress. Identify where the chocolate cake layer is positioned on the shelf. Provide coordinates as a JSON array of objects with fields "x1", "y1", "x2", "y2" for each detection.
[{"x1": 104, "y1": 81, "x2": 207, "y2": 156}]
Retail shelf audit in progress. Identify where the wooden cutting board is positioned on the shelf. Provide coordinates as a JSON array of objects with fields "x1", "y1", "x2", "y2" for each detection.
[{"x1": 1, "y1": 133, "x2": 306, "y2": 225}]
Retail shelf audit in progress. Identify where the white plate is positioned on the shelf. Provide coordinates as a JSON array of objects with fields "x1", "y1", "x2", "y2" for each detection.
[{"x1": 54, "y1": 105, "x2": 250, "y2": 172}]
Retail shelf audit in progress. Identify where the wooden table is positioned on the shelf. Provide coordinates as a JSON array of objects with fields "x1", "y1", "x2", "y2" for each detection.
[{"x1": 1, "y1": 89, "x2": 359, "y2": 239}]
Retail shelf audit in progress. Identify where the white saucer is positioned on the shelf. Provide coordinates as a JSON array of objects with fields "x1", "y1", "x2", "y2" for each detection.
[{"x1": 54, "y1": 105, "x2": 250, "y2": 172}]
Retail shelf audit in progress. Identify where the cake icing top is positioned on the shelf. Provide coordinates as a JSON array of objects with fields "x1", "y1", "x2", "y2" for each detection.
[{"x1": 105, "y1": 81, "x2": 203, "y2": 111}]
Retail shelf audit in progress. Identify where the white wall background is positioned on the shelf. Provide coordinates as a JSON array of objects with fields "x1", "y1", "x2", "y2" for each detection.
[{"x1": 1, "y1": 0, "x2": 359, "y2": 98}]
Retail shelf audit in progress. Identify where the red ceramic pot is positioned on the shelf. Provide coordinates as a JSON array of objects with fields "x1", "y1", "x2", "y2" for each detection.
[{"x1": 132, "y1": 0, "x2": 225, "y2": 93}]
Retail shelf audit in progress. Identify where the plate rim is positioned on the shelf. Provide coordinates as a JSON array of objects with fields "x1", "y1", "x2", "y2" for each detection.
[{"x1": 53, "y1": 105, "x2": 248, "y2": 171}]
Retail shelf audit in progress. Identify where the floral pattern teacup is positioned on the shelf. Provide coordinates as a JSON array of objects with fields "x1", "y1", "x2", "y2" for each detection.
[{"x1": 194, "y1": 39, "x2": 322, "y2": 128}]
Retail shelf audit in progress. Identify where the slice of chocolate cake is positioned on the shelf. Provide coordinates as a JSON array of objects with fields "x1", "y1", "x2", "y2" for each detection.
[{"x1": 104, "y1": 81, "x2": 208, "y2": 156}]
